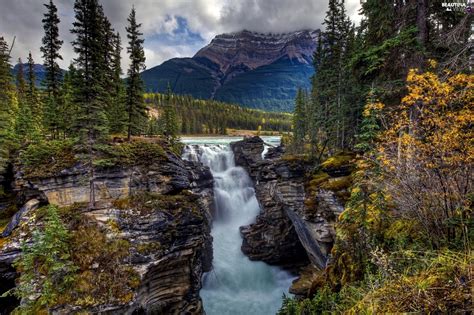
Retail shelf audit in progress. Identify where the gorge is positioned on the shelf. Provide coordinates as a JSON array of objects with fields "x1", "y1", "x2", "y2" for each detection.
[
  {"x1": 0, "y1": 136, "x2": 346, "y2": 314},
  {"x1": 182, "y1": 138, "x2": 295, "y2": 314}
]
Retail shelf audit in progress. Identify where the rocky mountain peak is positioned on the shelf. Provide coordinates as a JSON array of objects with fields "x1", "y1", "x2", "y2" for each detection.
[{"x1": 194, "y1": 29, "x2": 319, "y2": 75}]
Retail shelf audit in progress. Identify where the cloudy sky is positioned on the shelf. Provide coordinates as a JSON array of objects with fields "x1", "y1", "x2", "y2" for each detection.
[{"x1": 0, "y1": 0, "x2": 362, "y2": 70}]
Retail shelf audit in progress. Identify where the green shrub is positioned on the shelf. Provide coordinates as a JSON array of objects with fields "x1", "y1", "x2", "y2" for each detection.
[
  {"x1": 20, "y1": 139, "x2": 77, "y2": 178},
  {"x1": 13, "y1": 205, "x2": 77, "y2": 312},
  {"x1": 93, "y1": 139, "x2": 167, "y2": 169}
]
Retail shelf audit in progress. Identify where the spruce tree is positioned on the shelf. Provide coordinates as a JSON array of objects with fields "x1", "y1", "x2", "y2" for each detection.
[
  {"x1": 108, "y1": 32, "x2": 126, "y2": 134},
  {"x1": 101, "y1": 14, "x2": 117, "y2": 130},
  {"x1": 310, "y1": 0, "x2": 356, "y2": 153},
  {"x1": 71, "y1": 0, "x2": 111, "y2": 208},
  {"x1": 292, "y1": 88, "x2": 306, "y2": 152},
  {"x1": 41, "y1": 0, "x2": 63, "y2": 138},
  {"x1": 26, "y1": 52, "x2": 42, "y2": 138},
  {"x1": 60, "y1": 64, "x2": 78, "y2": 136},
  {"x1": 0, "y1": 37, "x2": 16, "y2": 174},
  {"x1": 125, "y1": 6, "x2": 147, "y2": 140},
  {"x1": 162, "y1": 84, "x2": 179, "y2": 144},
  {"x1": 15, "y1": 59, "x2": 34, "y2": 141},
  {"x1": 71, "y1": 0, "x2": 110, "y2": 143}
]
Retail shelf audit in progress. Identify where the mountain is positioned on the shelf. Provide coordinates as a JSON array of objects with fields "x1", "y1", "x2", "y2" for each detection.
[
  {"x1": 141, "y1": 30, "x2": 319, "y2": 112},
  {"x1": 12, "y1": 63, "x2": 66, "y2": 87}
]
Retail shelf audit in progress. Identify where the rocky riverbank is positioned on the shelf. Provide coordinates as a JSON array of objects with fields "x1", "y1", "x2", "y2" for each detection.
[{"x1": 231, "y1": 137, "x2": 353, "y2": 295}]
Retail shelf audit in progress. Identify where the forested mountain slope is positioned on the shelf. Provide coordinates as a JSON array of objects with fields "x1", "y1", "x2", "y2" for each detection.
[{"x1": 141, "y1": 30, "x2": 318, "y2": 112}]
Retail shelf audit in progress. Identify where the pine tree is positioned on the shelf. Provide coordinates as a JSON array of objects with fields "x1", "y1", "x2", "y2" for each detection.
[
  {"x1": 354, "y1": 89, "x2": 381, "y2": 153},
  {"x1": 14, "y1": 205, "x2": 77, "y2": 311},
  {"x1": 125, "y1": 6, "x2": 147, "y2": 140},
  {"x1": 41, "y1": 0, "x2": 63, "y2": 138},
  {"x1": 0, "y1": 37, "x2": 17, "y2": 174},
  {"x1": 309, "y1": 0, "x2": 357, "y2": 153},
  {"x1": 360, "y1": 0, "x2": 395, "y2": 47},
  {"x1": 101, "y1": 13, "x2": 118, "y2": 132}
]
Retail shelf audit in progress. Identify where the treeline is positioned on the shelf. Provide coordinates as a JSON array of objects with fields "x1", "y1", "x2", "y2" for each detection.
[
  {"x1": 281, "y1": 0, "x2": 472, "y2": 313},
  {"x1": 144, "y1": 93, "x2": 292, "y2": 135}
]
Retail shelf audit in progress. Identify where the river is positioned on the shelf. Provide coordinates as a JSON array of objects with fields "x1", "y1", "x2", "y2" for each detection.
[{"x1": 182, "y1": 137, "x2": 294, "y2": 315}]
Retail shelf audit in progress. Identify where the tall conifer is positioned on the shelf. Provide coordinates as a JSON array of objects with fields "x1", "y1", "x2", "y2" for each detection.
[
  {"x1": 0, "y1": 37, "x2": 16, "y2": 174},
  {"x1": 15, "y1": 59, "x2": 34, "y2": 141},
  {"x1": 125, "y1": 6, "x2": 147, "y2": 140},
  {"x1": 162, "y1": 84, "x2": 179, "y2": 144},
  {"x1": 41, "y1": 0, "x2": 63, "y2": 138},
  {"x1": 26, "y1": 52, "x2": 42, "y2": 137},
  {"x1": 108, "y1": 32, "x2": 126, "y2": 134},
  {"x1": 71, "y1": 0, "x2": 111, "y2": 208}
]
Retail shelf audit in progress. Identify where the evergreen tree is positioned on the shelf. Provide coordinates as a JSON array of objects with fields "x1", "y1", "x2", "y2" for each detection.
[
  {"x1": 292, "y1": 88, "x2": 306, "y2": 151},
  {"x1": 14, "y1": 205, "x2": 77, "y2": 311},
  {"x1": 162, "y1": 84, "x2": 179, "y2": 144},
  {"x1": 41, "y1": 0, "x2": 63, "y2": 138},
  {"x1": 108, "y1": 32, "x2": 126, "y2": 134},
  {"x1": 309, "y1": 0, "x2": 358, "y2": 153},
  {"x1": 71, "y1": 0, "x2": 112, "y2": 208},
  {"x1": 0, "y1": 37, "x2": 16, "y2": 174},
  {"x1": 125, "y1": 6, "x2": 147, "y2": 140},
  {"x1": 16, "y1": 59, "x2": 27, "y2": 95},
  {"x1": 60, "y1": 63, "x2": 78, "y2": 136},
  {"x1": 71, "y1": 0, "x2": 110, "y2": 143},
  {"x1": 15, "y1": 59, "x2": 34, "y2": 141},
  {"x1": 26, "y1": 52, "x2": 43, "y2": 138},
  {"x1": 100, "y1": 13, "x2": 118, "y2": 130},
  {"x1": 354, "y1": 89, "x2": 381, "y2": 153}
]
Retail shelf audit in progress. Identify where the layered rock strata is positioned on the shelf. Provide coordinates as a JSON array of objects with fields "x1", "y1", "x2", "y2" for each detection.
[
  {"x1": 231, "y1": 137, "x2": 348, "y2": 271},
  {"x1": 0, "y1": 148, "x2": 214, "y2": 314}
]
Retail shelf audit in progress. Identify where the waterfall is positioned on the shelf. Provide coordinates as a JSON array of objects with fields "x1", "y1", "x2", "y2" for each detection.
[{"x1": 183, "y1": 140, "x2": 294, "y2": 315}]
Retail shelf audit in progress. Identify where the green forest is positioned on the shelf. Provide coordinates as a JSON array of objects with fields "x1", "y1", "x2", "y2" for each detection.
[
  {"x1": 280, "y1": 0, "x2": 472, "y2": 313},
  {"x1": 144, "y1": 92, "x2": 291, "y2": 135}
]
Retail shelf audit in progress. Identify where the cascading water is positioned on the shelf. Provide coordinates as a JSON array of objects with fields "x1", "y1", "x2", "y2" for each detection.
[{"x1": 183, "y1": 138, "x2": 295, "y2": 315}]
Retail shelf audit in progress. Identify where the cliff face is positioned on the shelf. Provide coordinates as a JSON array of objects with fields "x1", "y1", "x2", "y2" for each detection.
[
  {"x1": 0, "y1": 145, "x2": 214, "y2": 314},
  {"x1": 231, "y1": 137, "x2": 309, "y2": 267},
  {"x1": 195, "y1": 30, "x2": 318, "y2": 78},
  {"x1": 230, "y1": 137, "x2": 348, "y2": 272}
]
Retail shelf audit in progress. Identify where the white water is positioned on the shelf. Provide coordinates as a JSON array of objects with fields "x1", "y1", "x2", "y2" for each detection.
[{"x1": 182, "y1": 138, "x2": 294, "y2": 315}]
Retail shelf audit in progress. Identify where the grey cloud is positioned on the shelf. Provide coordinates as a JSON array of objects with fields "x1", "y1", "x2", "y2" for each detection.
[{"x1": 0, "y1": 0, "x2": 361, "y2": 70}]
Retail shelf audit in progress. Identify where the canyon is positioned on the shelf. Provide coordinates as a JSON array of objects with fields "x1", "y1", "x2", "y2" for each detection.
[{"x1": 0, "y1": 136, "x2": 347, "y2": 314}]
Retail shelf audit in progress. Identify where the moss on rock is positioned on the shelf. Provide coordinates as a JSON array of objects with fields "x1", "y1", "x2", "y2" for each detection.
[
  {"x1": 320, "y1": 152, "x2": 355, "y2": 170},
  {"x1": 20, "y1": 139, "x2": 78, "y2": 179},
  {"x1": 320, "y1": 176, "x2": 352, "y2": 192}
]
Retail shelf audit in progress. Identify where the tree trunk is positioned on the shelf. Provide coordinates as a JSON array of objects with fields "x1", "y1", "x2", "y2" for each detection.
[{"x1": 416, "y1": 0, "x2": 428, "y2": 46}]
